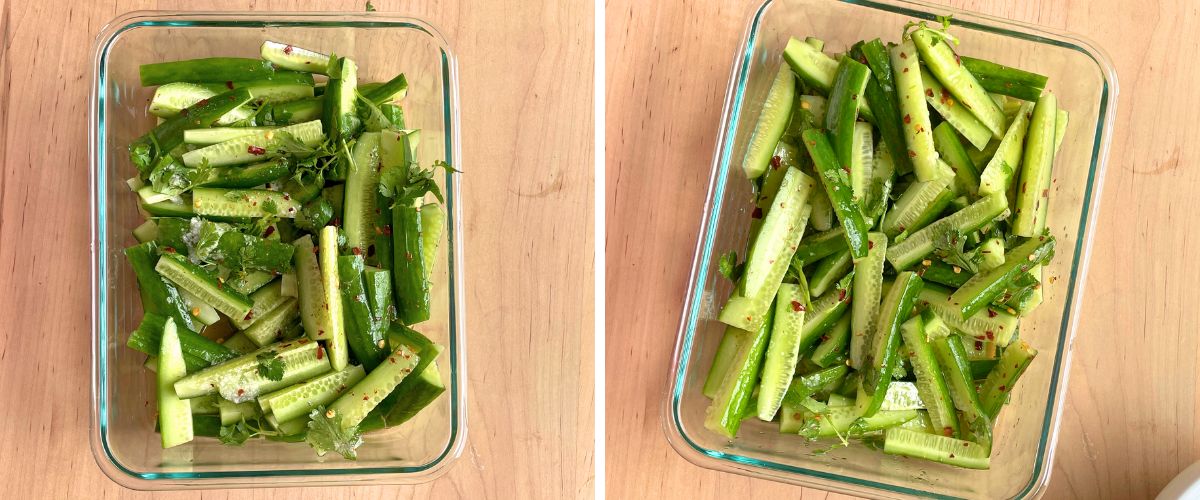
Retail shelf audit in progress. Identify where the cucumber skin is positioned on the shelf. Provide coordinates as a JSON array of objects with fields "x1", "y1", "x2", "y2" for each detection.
[
  {"x1": 139, "y1": 57, "x2": 313, "y2": 86},
  {"x1": 886, "y1": 193, "x2": 1009, "y2": 271},
  {"x1": 899, "y1": 316, "x2": 960, "y2": 438},
  {"x1": 158, "y1": 318, "x2": 194, "y2": 448},
  {"x1": 979, "y1": 341, "x2": 1038, "y2": 419},
  {"x1": 359, "y1": 362, "x2": 445, "y2": 432},
  {"x1": 182, "y1": 120, "x2": 325, "y2": 168},
  {"x1": 323, "y1": 57, "x2": 360, "y2": 143},
  {"x1": 979, "y1": 101, "x2": 1035, "y2": 197},
  {"x1": 319, "y1": 226, "x2": 350, "y2": 371},
  {"x1": 911, "y1": 30, "x2": 1006, "y2": 139},
  {"x1": 330, "y1": 344, "x2": 421, "y2": 429},
  {"x1": 792, "y1": 227, "x2": 847, "y2": 264},
  {"x1": 339, "y1": 255, "x2": 387, "y2": 370},
  {"x1": 173, "y1": 338, "x2": 330, "y2": 399},
  {"x1": 932, "y1": 335, "x2": 986, "y2": 422},
  {"x1": 890, "y1": 41, "x2": 941, "y2": 181},
  {"x1": 1012, "y1": 93, "x2": 1059, "y2": 237},
  {"x1": 343, "y1": 132, "x2": 382, "y2": 254},
  {"x1": 858, "y1": 272, "x2": 923, "y2": 418},
  {"x1": 127, "y1": 313, "x2": 235, "y2": 371},
  {"x1": 191, "y1": 188, "x2": 303, "y2": 219},
  {"x1": 128, "y1": 88, "x2": 255, "y2": 174},
  {"x1": 705, "y1": 305, "x2": 775, "y2": 438},
  {"x1": 950, "y1": 236, "x2": 1055, "y2": 319},
  {"x1": 825, "y1": 58, "x2": 871, "y2": 173},
  {"x1": 124, "y1": 242, "x2": 199, "y2": 334},
  {"x1": 364, "y1": 73, "x2": 410, "y2": 104},
  {"x1": 933, "y1": 122, "x2": 980, "y2": 197},
  {"x1": 703, "y1": 327, "x2": 744, "y2": 399},
  {"x1": 802, "y1": 129, "x2": 869, "y2": 260},
  {"x1": 849, "y1": 233, "x2": 887, "y2": 370},
  {"x1": 919, "y1": 284, "x2": 1019, "y2": 345},
  {"x1": 393, "y1": 204, "x2": 431, "y2": 325},
  {"x1": 811, "y1": 313, "x2": 851, "y2": 368},
  {"x1": 856, "y1": 39, "x2": 914, "y2": 176}
]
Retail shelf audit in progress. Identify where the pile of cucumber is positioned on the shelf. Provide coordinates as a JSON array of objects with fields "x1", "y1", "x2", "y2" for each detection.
[
  {"x1": 704, "y1": 21, "x2": 1063, "y2": 469},
  {"x1": 124, "y1": 41, "x2": 449, "y2": 456}
]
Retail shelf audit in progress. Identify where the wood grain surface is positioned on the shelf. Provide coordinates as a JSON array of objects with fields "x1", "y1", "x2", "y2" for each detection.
[
  {"x1": 605, "y1": 1, "x2": 1195, "y2": 499},
  {"x1": 0, "y1": 0, "x2": 593, "y2": 498}
]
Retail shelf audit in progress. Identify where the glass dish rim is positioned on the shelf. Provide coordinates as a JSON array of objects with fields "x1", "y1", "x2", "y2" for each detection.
[
  {"x1": 661, "y1": 0, "x2": 1119, "y2": 498},
  {"x1": 88, "y1": 10, "x2": 468, "y2": 489}
]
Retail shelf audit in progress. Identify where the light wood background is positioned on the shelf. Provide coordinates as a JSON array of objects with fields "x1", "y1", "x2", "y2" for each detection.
[
  {"x1": 606, "y1": 0, "x2": 1197, "y2": 499},
  {"x1": 0, "y1": 0, "x2": 593, "y2": 498}
]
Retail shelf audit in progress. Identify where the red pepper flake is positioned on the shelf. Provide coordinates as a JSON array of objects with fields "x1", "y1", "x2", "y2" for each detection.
[
  {"x1": 363, "y1": 395, "x2": 370, "y2": 401},
  {"x1": 389, "y1": 357, "x2": 396, "y2": 364},
  {"x1": 838, "y1": 289, "x2": 847, "y2": 302},
  {"x1": 868, "y1": 240, "x2": 875, "y2": 250},
  {"x1": 790, "y1": 300, "x2": 804, "y2": 312},
  {"x1": 382, "y1": 225, "x2": 393, "y2": 236},
  {"x1": 751, "y1": 207, "x2": 763, "y2": 219},
  {"x1": 900, "y1": 51, "x2": 907, "y2": 59},
  {"x1": 263, "y1": 225, "x2": 276, "y2": 237},
  {"x1": 180, "y1": 108, "x2": 189, "y2": 117},
  {"x1": 1021, "y1": 183, "x2": 1027, "y2": 194},
  {"x1": 771, "y1": 155, "x2": 782, "y2": 169},
  {"x1": 949, "y1": 453, "x2": 956, "y2": 459},
  {"x1": 943, "y1": 427, "x2": 954, "y2": 437},
  {"x1": 367, "y1": 245, "x2": 376, "y2": 257},
  {"x1": 987, "y1": 309, "x2": 997, "y2": 318},
  {"x1": 163, "y1": 246, "x2": 177, "y2": 253},
  {"x1": 940, "y1": 88, "x2": 953, "y2": 106},
  {"x1": 986, "y1": 331, "x2": 995, "y2": 340},
  {"x1": 903, "y1": 114, "x2": 912, "y2": 124},
  {"x1": 282, "y1": 193, "x2": 291, "y2": 201},
  {"x1": 244, "y1": 311, "x2": 254, "y2": 321},
  {"x1": 1042, "y1": 189, "x2": 1049, "y2": 198},
  {"x1": 925, "y1": 88, "x2": 934, "y2": 98},
  {"x1": 954, "y1": 53, "x2": 962, "y2": 66},
  {"x1": 283, "y1": 44, "x2": 294, "y2": 55},
  {"x1": 908, "y1": 150, "x2": 917, "y2": 158},
  {"x1": 406, "y1": 251, "x2": 413, "y2": 261},
  {"x1": 225, "y1": 81, "x2": 234, "y2": 89},
  {"x1": 351, "y1": 246, "x2": 362, "y2": 255},
  {"x1": 975, "y1": 340, "x2": 984, "y2": 350},
  {"x1": 237, "y1": 388, "x2": 245, "y2": 397},
  {"x1": 316, "y1": 346, "x2": 325, "y2": 360},
  {"x1": 902, "y1": 67, "x2": 909, "y2": 73},
  {"x1": 999, "y1": 385, "x2": 1007, "y2": 392},
  {"x1": 793, "y1": 412, "x2": 804, "y2": 420}
]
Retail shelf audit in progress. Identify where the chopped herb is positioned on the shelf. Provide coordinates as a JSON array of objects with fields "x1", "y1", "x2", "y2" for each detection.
[
  {"x1": 305, "y1": 406, "x2": 364, "y2": 460},
  {"x1": 256, "y1": 350, "x2": 286, "y2": 381},
  {"x1": 718, "y1": 251, "x2": 744, "y2": 282}
]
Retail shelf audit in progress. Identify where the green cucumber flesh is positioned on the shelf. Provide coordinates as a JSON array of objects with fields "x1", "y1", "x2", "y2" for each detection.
[
  {"x1": 158, "y1": 318, "x2": 194, "y2": 448},
  {"x1": 811, "y1": 313, "x2": 851, "y2": 368},
  {"x1": 173, "y1": 338, "x2": 331, "y2": 400},
  {"x1": 849, "y1": 233, "x2": 886, "y2": 369},
  {"x1": 155, "y1": 253, "x2": 253, "y2": 320},
  {"x1": 744, "y1": 167, "x2": 815, "y2": 298},
  {"x1": 329, "y1": 344, "x2": 420, "y2": 429},
  {"x1": 886, "y1": 193, "x2": 1008, "y2": 270},
  {"x1": 231, "y1": 280, "x2": 287, "y2": 330},
  {"x1": 890, "y1": 41, "x2": 941, "y2": 181},
  {"x1": 178, "y1": 289, "x2": 220, "y2": 326},
  {"x1": 932, "y1": 122, "x2": 980, "y2": 198},
  {"x1": 979, "y1": 340, "x2": 1037, "y2": 419},
  {"x1": 227, "y1": 270, "x2": 277, "y2": 296},
  {"x1": 921, "y1": 68, "x2": 992, "y2": 150},
  {"x1": 756, "y1": 284, "x2": 810, "y2": 420},
  {"x1": 932, "y1": 335, "x2": 986, "y2": 422},
  {"x1": 420, "y1": 203, "x2": 445, "y2": 277},
  {"x1": 343, "y1": 132, "x2": 382, "y2": 253},
  {"x1": 883, "y1": 427, "x2": 990, "y2": 469},
  {"x1": 267, "y1": 364, "x2": 366, "y2": 423},
  {"x1": 183, "y1": 127, "x2": 276, "y2": 145},
  {"x1": 703, "y1": 327, "x2": 744, "y2": 399},
  {"x1": 881, "y1": 174, "x2": 954, "y2": 238},
  {"x1": 260, "y1": 41, "x2": 330, "y2": 73},
  {"x1": 978, "y1": 101, "x2": 1034, "y2": 196},
  {"x1": 188, "y1": 393, "x2": 221, "y2": 415},
  {"x1": 133, "y1": 219, "x2": 159, "y2": 243},
  {"x1": 880, "y1": 381, "x2": 924, "y2": 411},
  {"x1": 742, "y1": 63, "x2": 796, "y2": 179},
  {"x1": 182, "y1": 120, "x2": 324, "y2": 168},
  {"x1": 243, "y1": 299, "x2": 300, "y2": 347},
  {"x1": 293, "y1": 235, "x2": 334, "y2": 341},
  {"x1": 191, "y1": 188, "x2": 302, "y2": 219},
  {"x1": 808, "y1": 248, "x2": 851, "y2": 298},
  {"x1": 800, "y1": 271, "x2": 854, "y2": 343},
  {"x1": 850, "y1": 122, "x2": 874, "y2": 202},
  {"x1": 899, "y1": 314, "x2": 960, "y2": 438},
  {"x1": 319, "y1": 226, "x2": 350, "y2": 371},
  {"x1": 779, "y1": 401, "x2": 806, "y2": 434},
  {"x1": 856, "y1": 271, "x2": 922, "y2": 418}
]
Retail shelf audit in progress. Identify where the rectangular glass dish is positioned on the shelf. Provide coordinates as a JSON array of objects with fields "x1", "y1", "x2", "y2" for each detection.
[
  {"x1": 664, "y1": 0, "x2": 1117, "y2": 498},
  {"x1": 89, "y1": 11, "x2": 466, "y2": 489}
]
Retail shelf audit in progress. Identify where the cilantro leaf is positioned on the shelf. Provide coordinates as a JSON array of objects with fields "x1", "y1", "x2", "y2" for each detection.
[
  {"x1": 218, "y1": 417, "x2": 283, "y2": 446},
  {"x1": 256, "y1": 351, "x2": 286, "y2": 381},
  {"x1": 718, "y1": 251, "x2": 744, "y2": 282},
  {"x1": 306, "y1": 406, "x2": 364, "y2": 460},
  {"x1": 148, "y1": 155, "x2": 212, "y2": 197},
  {"x1": 365, "y1": 0, "x2": 376, "y2": 11},
  {"x1": 932, "y1": 228, "x2": 980, "y2": 273}
]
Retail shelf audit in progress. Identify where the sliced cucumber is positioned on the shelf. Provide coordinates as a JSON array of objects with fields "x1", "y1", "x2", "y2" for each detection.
[
  {"x1": 899, "y1": 314, "x2": 959, "y2": 438},
  {"x1": 230, "y1": 280, "x2": 287, "y2": 330},
  {"x1": 420, "y1": 203, "x2": 445, "y2": 277},
  {"x1": 227, "y1": 270, "x2": 277, "y2": 296},
  {"x1": 879, "y1": 381, "x2": 924, "y2": 411},
  {"x1": 703, "y1": 327, "x2": 744, "y2": 399},
  {"x1": 849, "y1": 233, "x2": 886, "y2": 369},
  {"x1": 890, "y1": 41, "x2": 940, "y2": 181},
  {"x1": 260, "y1": 41, "x2": 330, "y2": 73},
  {"x1": 182, "y1": 120, "x2": 325, "y2": 168},
  {"x1": 921, "y1": 68, "x2": 991, "y2": 150},
  {"x1": 978, "y1": 101, "x2": 1034, "y2": 196},
  {"x1": 192, "y1": 188, "x2": 302, "y2": 219},
  {"x1": 920, "y1": 284, "x2": 1018, "y2": 345},
  {"x1": 932, "y1": 335, "x2": 986, "y2": 423},
  {"x1": 801, "y1": 271, "x2": 854, "y2": 341},
  {"x1": 808, "y1": 248, "x2": 852, "y2": 297},
  {"x1": 856, "y1": 271, "x2": 922, "y2": 418},
  {"x1": 744, "y1": 168, "x2": 816, "y2": 298},
  {"x1": 178, "y1": 288, "x2": 220, "y2": 326},
  {"x1": 243, "y1": 299, "x2": 300, "y2": 347},
  {"x1": 881, "y1": 174, "x2": 954, "y2": 238},
  {"x1": 779, "y1": 401, "x2": 806, "y2": 434},
  {"x1": 173, "y1": 338, "x2": 331, "y2": 400},
  {"x1": 319, "y1": 226, "x2": 350, "y2": 371},
  {"x1": 155, "y1": 253, "x2": 253, "y2": 320},
  {"x1": 292, "y1": 235, "x2": 333, "y2": 341},
  {"x1": 849, "y1": 122, "x2": 874, "y2": 202},
  {"x1": 1012, "y1": 93, "x2": 1059, "y2": 237},
  {"x1": 219, "y1": 400, "x2": 260, "y2": 425},
  {"x1": 707, "y1": 305, "x2": 775, "y2": 438},
  {"x1": 329, "y1": 344, "x2": 420, "y2": 429},
  {"x1": 883, "y1": 427, "x2": 990, "y2": 469},
  {"x1": 886, "y1": 193, "x2": 1008, "y2": 271},
  {"x1": 799, "y1": 407, "x2": 919, "y2": 439},
  {"x1": 132, "y1": 219, "x2": 159, "y2": 243},
  {"x1": 979, "y1": 340, "x2": 1037, "y2": 419},
  {"x1": 267, "y1": 364, "x2": 366, "y2": 423},
  {"x1": 158, "y1": 318, "x2": 193, "y2": 448},
  {"x1": 949, "y1": 236, "x2": 1054, "y2": 320},
  {"x1": 221, "y1": 332, "x2": 258, "y2": 355},
  {"x1": 343, "y1": 132, "x2": 382, "y2": 253},
  {"x1": 148, "y1": 83, "x2": 253, "y2": 124},
  {"x1": 757, "y1": 284, "x2": 810, "y2": 420},
  {"x1": 188, "y1": 393, "x2": 221, "y2": 415},
  {"x1": 811, "y1": 313, "x2": 851, "y2": 368},
  {"x1": 792, "y1": 227, "x2": 847, "y2": 264},
  {"x1": 184, "y1": 127, "x2": 276, "y2": 145},
  {"x1": 742, "y1": 63, "x2": 796, "y2": 179},
  {"x1": 719, "y1": 202, "x2": 813, "y2": 333}
]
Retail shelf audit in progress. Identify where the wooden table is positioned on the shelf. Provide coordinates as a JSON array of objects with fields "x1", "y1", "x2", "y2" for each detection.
[
  {"x1": 0, "y1": 0, "x2": 593, "y2": 498},
  {"x1": 606, "y1": 0, "x2": 1196, "y2": 498}
]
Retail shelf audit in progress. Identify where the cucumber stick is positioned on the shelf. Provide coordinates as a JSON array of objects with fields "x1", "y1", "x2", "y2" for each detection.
[
  {"x1": 173, "y1": 338, "x2": 331, "y2": 400},
  {"x1": 811, "y1": 313, "x2": 851, "y2": 367},
  {"x1": 756, "y1": 284, "x2": 810, "y2": 421},
  {"x1": 978, "y1": 101, "x2": 1034, "y2": 197},
  {"x1": 890, "y1": 41, "x2": 940, "y2": 181},
  {"x1": 744, "y1": 167, "x2": 816, "y2": 298},
  {"x1": 260, "y1": 41, "x2": 330, "y2": 73},
  {"x1": 182, "y1": 120, "x2": 325, "y2": 168},
  {"x1": 267, "y1": 364, "x2": 366, "y2": 423},
  {"x1": 343, "y1": 132, "x2": 382, "y2": 253},
  {"x1": 884, "y1": 427, "x2": 990, "y2": 469},
  {"x1": 742, "y1": 63, "x2": 796, "y2": 179},
  {"x1": 949, "y1": 236, "x2": 1055, "y2": 319},
  {"x1": 792, "y1": 227, "x2": 847, "y2": 264},
  {"x1": 800, "y1": 407, "x2": 918, "y2": 439},
  {"x1": 856, "y1": 271, "x2": 922, "y2": 418},
  {"x1": 293, "y1": 235, "x2": 334, "y2": 341},
  {"x1": 1012, "y1": 93, "x2": 1058, "y2": 237},
  {"x1": 911, "y1": 29, "x2": 1006, "y2": 139},
  {"x1": 703, "y1": 327, "x2": 743, "y2": 399},
  {"x1": 826, "y1": 58, "x2": 871, "y2": 174},
  {"x1": 850, "y1": 122, "x2": 874, "y2": 202},
  {"x1": 919, "y1": 284, "x2": 1018, "y2": 345},
  {"x1": 231, "y1": 280, "x2": 287, "y2": 330},
  {"x1": 849, "y1": 233, "x2": 886, "y2": 369},
  {"x1": 192, "y1": 188, "x2": 302, "y2": 219},
  {"x1": 881, "y1": 174, "x2": 954, "y2": 238},
  {"x1": 329, "y1": 344, "x2": 420, "y2": 429},
  {"x1": 932, "y1": 335, "x2": 986, "y2": 422},
  {"x1": 706, "y1": 305, "x2": 775, "y2": 438},
  {"x1": 979, "y1": 340, "x2": 1038, "y2": 419},
  {"x1": 782, "y1": 38, "x2": 875, "y2": 121},
  {"x1": 886, "y1": 193, "x2": 1008, "y2": 270},
  {"x1": 920, "y1": 68, "x2": 991, "y2": 150},
  {"x1": 158, "y1": 318, "x2": 193, "y2": 448},
  {"x1": 802, "y1": 129, "x2": 869, "y2": 260},
  {"x1": 155, "y1": 253, "x2": 252, "y2": 320},
  {"x1": 318, "y1": 226, "x2": 350, "y2": 371},
  {"x1": 801, "y1": 272, "x2": 854, "y2": 344},
  {"x1": 899, "y1": 314, "x2": 959, "y2": 438},
  {"x1": 808, "y1": 248, "x2": 851, "y2": 298},
  {"x1": 933, "y1": 122, "x2": 980, "y2": 197},
  {"x1": 243, "y1": 299, "x2": 300, "y2": 347},
  {"x1": 183, "y1": 127, "x2": 276, "y2": 145}
]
